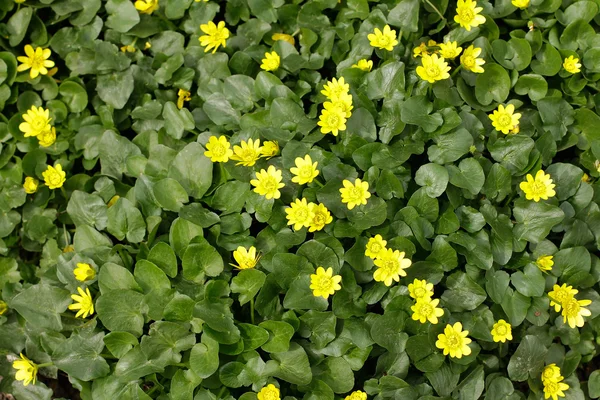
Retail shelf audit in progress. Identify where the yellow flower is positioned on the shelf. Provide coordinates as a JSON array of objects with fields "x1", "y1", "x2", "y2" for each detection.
[
  {"x1": 365, "y1": 234, "x2": 387, "y2": 259},
  {"x1": 344, "y1": 391, "x2": 367, "y2": 400},
  {"x1": 340, "y1": 178, "x2": 371, "y2": 210},
  {"x1": 63, "y1": 245, "x2": 75, "y2": 253},
  {"x1": 230, "y1": 138, "x2": 262, "y2": 167},
  {"x1": 373, "y1": 248, "x2": 412, "y2": 286},
  {"x1": 23, "y1": 177, "x2": 38, "y2": 194},
  {"x1": 261, "y1": 141, "x2": 279, "y2": 159},
  {"x1": 68, "y1": 287, "x2": 94, "y2": 318},
  {"x1": 144, "y1": 41, "x2": 152, "y2": 49},
  {"x1": 491, "y1": 319, "x2": 512, "y2": 343},
  {"x1": 321, "y1": 77, "x2": 350, "y2": 100},
  {"x1": 413, "y1": 42, "x2": 430, "y2": 58},
  {"x1": 261, "y1": 51, "x2": 280, "y2": 72},
  {"x1": 512, "y1": 0, "x2": 530, "y2": 8},
  {"x1": 17, "y1": 45, "x2": 55, "y2": 79},
  {"x1": 439, "y1": 41, "x2": 463, "y2": 59},
  {"x1": 519, "y1": 170, "x2": 556, "y2": 202},
  {"x1": 330, "y1": 94, "x2": 354, "y2": 118},
  {"x1": 416, "y1": 54, "x2": 451, "y2": 83},
  {"x1": 231, "y1": 246, "x2": 260, "y2": 270},
  {"x1": 352, "y1": 59, "x2": 373, "y2": 71},
  {"x1": 0, "y1": 300, "x2": 7, "y2": 315},
  {"x1": 543, "y1": 377, "x2": 569, "y2": 400},
  {"x1": 308, "y1": 203, "x2": 333, "y2": 232},
  {"x1": 15, "y1": 0, "x2": 26, "y2": 3},
  {"x1": 563, "y1": 56, "x2": 581, "y2": 74},
  {"x1": 251, "y1": 165, "x2": 285, "y2": 200},
  {"x1": 582, "y1": 173, "x2": 590, "y2": 183},
  {"x1": 120, "y1": 45, "x2": 136, "y2": 53},
  {"x1": 536, "y1": 255, "x2": 554, "y2": 272},
  {"x1": 73, "y1": 263, "x2": 95, "y2": 282},
  {"x1": 199, "y1": 21, "x2": 229, "y2": 53},
  {"x1": 436, "y1": 322, "x2": 472, "y2": 358},
  {"x1": 272, "y1": 33, "x2": 295, "y2": 46},
  {"x1": 548, "y1": 284, "x2": 578, "y2": 312},
  {"x1": 19, "y1": 106, "x2": 52, "y2": 137},
  {"x1": 488, "y1": 104, "x2": 521, "y2": 134},
  {"x1": 204, "y1": 135, "x2": 234, "y2": 163},
  {"x1": 38, "y1": 127, "x2": 56, "y2": 147},
  {"x1": 542, "y1": 364, "x2": 562, "y2": 384},
  {"x1": 460, "y1": 45, "x2": 485, "y2": 73},
  {"x1": 310, "y1": 267, "x2": 342, "y2": 300},
  {"x1": 368, "y1": 25, "x2": 398, "y2": 51},
  {"x1": 257, "y1": 384, "x2": 280, "y2": 400},
  {"x1": 42, "y1": 164, "x2": 66, "y2": 190},
  {"x1": 411, "y1": 297, "x2": 444, "y2": 324},
  {"x1": 134, "y1": 0, "x2": 159, "y2": 14},
  {"x1": 318, "y1": 102, "x2": 347, "y2": 136},
  {"x1": 177, "y1": 89, "x2": 191, "y2": 109},
  {"x1": 290, "y1": 155, "x2": 319, "y2": 185},
  {"x1": 561, "y1": 297, "x2": 592, "y2": 328},
  {"x1": 285, "y1": 198, "x2": 315, "y2": 231},
  {"x1": 454, "y1": 0, "x2": 486, "y2": 31},
  {"x1": 408, "y1": 279, "x2": 434, "y2": 300},
  {"x1": 12, "y1": 353, "x2": 38, "y2": 386},
  {"x1": 107, "y1": 195, "x2": 120, "y2": 207}
]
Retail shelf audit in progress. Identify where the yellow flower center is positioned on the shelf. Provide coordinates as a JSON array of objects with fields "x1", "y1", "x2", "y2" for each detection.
[
  {"x1": 545, "y1": 381, "x2": 559, "y2": 393},
  {"x1": 563, "y1": 298, "x2": 579, "y2": 317},
  {"x1": 211, "y1": 144, "x2": 226, "y2": 156},
  {"x1": 327, "y1": 113, "x2": 340, "y2": 127},
  {"x1": 459, "y1": 9, "x2": 474, "y2": 22},
  {"x1": 427, "y1": 66, "x2": 440, "y2": 77},
  {"x1": 447, "y1": 332, "x2": 461, "y2": 348},
  {"x1": 262, "y1": 390, "x2": 279, "y2": 400},
  {"x1": 381, "y1": 259, "x2": 399, "y2": 273},
  {"x1": 543, "y1": 368, "x2": 557, "y2": 380},
  {"x1": 370, "y1": 243, "x2": 382, "y2": 254},
  {"x1": 418, "y1": 302, "x2": 433, "y2": 316},
  {"x1": 295, "y1": 208, "x2": 308, "y2": 221},
  {"x1": 240, "y1": 149, "x2": 257, "y2": 161},
  {"x1": 414, "y1": 287, "x2": 426, "y2": 298},
  {"x1": 31, "y1": 116, "x2": 47, "y2": 131},
  {"x1": 299, "y1": 166, "x2": 314, "y2": 178},
  {"x1": 262, "y1": 177, "x2": 278, "y2": 192},
  {"x1": 31, "y1": 53, "x2": 46, "y2": 70},
  {"x1": 212, "y1": 30, "x2": 228, "y2": 43},
  {"x1": 463, "y1": 55, "x2": 475, "y2": 67},
  {"x1": 498, "y1": 114, "x2": 512, "y2": 127},
  {"x1": 350, "y1": 186, "x2": 364, "y2": 201},
  {"x1": 47, "y1": 172, "x2": 62, "y2": 186},
  {"x1": 495, "y1": 324, "x2": 507, "y2": 335},
  {"x1": 530, "y1": 181, "x2": 547, "y2": 196},
  {"x1": 313, "y1": 212, "x2": 325, "y2": 225}
]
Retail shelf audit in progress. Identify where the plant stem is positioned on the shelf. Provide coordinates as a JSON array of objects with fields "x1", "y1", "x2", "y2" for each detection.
[
  {"x1": 451, "y1": 64, "x2": 463, "y2": 78},
  {"x1": 37, "y1": 362, "x2": 54, "y2": 368},
  {"x1": 250, "y1": 298, "x2": 255, "y2": 325},
  {"x1": 118, "y1": 248, "x2": 132, "y2": 269},
  {"x1": 101, "y1": 353, "x2": 118, "y2": 360},
  {"x1": 314, "y1": 178, "x2": 324, "y2": 188},
  {"x1": 423, "y1": 0, "x2": 446, "y2": 22},
  {"x1": 60, "y1": 186, "x2": 68, "y2": 199},
  {"x1": 217, "y1": 387, "x2": 226, "y2": 398}
]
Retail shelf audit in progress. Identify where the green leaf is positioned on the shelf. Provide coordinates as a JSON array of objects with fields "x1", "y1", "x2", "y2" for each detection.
[
  {"x1": 105, "y1": 0, "x2": 140, "y2": 32},
  {"x1": 259, "y1": 320, "x2": 295, "y2": 353},
  {"x1": 415, "y1": 163, "x2": 449, "y2": 198},
  {"x1": 104, "y1": 331, "x2": 139, "y2": 358},
  {"x1": 400, "y1": 96, "x2": 443, "y2": 133},
  {"x1": 513, "y1": 200, "x2": 565, "y2": 243},
  {"x1": 96, "y1": 289, "x2": 147, "y2": 337},
  {"x1": 182, "y1": 240, "x2": 224, "y2": 282},
  {"x1": 313, "y1": 357, "x2": 355, "y2": 394},
  {"x1": 53, "y1": 330, "x2": 110, "y2": 381},
  {"x1": 107, "y1": 197, "x2": 146, "y2": 243},
  {"x1": 162, "y1": 102, "x2": 195, "y2": 139},
  {"x1": 190, "y1": 334, "x2": 220, "y2": 379},
  {"x1": 441, "y1": 272, "x2": 487, "y2": 311},
  {"x1": 507, "y1": 335, "x2": 547, "y2": 382},
  {"x1": 168, "y1": 142, "x2": 213, "y2": 199},
  {"x1": 475, "y1": 63, "x2": 510, "y2": 105},
  {"x1": 147, "y1": 242, "x2": 178, "y2": 278},
  {"x1": 97, "y1": 68, "x2": 135, "y2": 109},
  {"x1": 231, "y1": 269, "x2": 266, "y2": 306},
  {"x1": 7, "y1": 7, "x2": 32, "y2": 47},
  {"x1": 10, "y1": 283, "x2": 71, "y2": 331},
  {"x1": 388, "y1": 0, "x2": 420, "y2": 32},
  {"x1": 447, "y1": 158, "x2": 485, "y2": 195},
  {"x1": 67, "y1": 191, "x2": 108, "y2": 230},
  {"x1": 428, "y1": 128, "x2": 473, "y2": 164},
  {"x1": 169, "y1": 217, "x2": 203, "y2": 258},
  {"x1": 98, "y1": 262, "x2": 142, "y2": 293},
  {"x1": 511, "y1": 264, "x2": 545, "y2": 297},
  {"x1": 272, "y1": 343, "x2": 312, "y2": 385},
  {"x1": 153, "y1": 178, "x2": 189, "y2": 212},
  {"x1": 588, "y1": 370, "x2": 600, "y2": 398}
]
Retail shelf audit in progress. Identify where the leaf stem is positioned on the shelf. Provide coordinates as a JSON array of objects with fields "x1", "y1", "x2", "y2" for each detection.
[
  {"x1": 451, "y1": 64, "x2": 463, "y2": 78},
  {"x1": 423, "y1": 0, "x2": 446, "y2": 22},
  {"x1": 37, "y1": 362, "x2": 54, "y2": 368},
  {"x1": 118, "y1": 248, "x2": 132, "y2": 270},
  {"x1": 250, "y1": 298, "x2": 255, "y2": 325}
]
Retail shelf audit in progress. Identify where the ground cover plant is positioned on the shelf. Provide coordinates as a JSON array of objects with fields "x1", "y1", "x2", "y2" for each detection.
[{"x1": 1, "y1": 0, "x2": 600, "y2": 399}]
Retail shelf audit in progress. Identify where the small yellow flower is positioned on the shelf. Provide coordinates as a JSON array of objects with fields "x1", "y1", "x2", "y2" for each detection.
[
  {"x1": 290, "y1": 155, "x2": 319, "y2": 185},
  {"x1": 512, "y1": 0, "x2": 530, "y2": 8},
  {"x1": 436, "y1": 322, "x2": 472, "y2": 358},
  {"x1": 365, "y1": 234, "x2": 387, "y2": 259},
  {"x1": 15, "y1": 0, "x2": 26, "y2": 3},
  {"x1": 582, "y1": 173, "x2": 590, "y2": 183},
  {"x1": 536, "y1": 255, "x2": 554, "y2": 272},
  {"x1": 543, "y1": 377, "x2": 569, "y2": 400},
  {"x1": 260, "y1": 51, "x2": 280, "y2": 72},
  {"x1": 321, "y1": 77, "x2": 350, "y2": 100},
  {"x1": 561, "y1": 297, "x2": 592, "y2": 328},
  {"x1": 17, "y1": 45, "x2": 55, "y2": 79},
  {"x1": 318, "y1": 102, "x2": 347, "y2": 136},
  {"x1": 489, "y1": 104, "x2": 521, "y2": 134},
  {"x1": 285, "y1": 198, "x2": 315, "y2": 231},
  {"x1": 563, "y1": 56, "x2": 581, "y2": 74},
  {"x1": 107, "y1": 195, "x2": 120, "y2": 207},
  {"x1": 231, "y1": 246, "x2": 260, "y2": 270},
  {"x1": 519, "y1": 170, "x2": 556, "y2": 202},
  {"x1": 368, "y1": 25, "x2": 398, "y2": 51},
  {"x1": 257, "y1": 384, "x2": 280, "y2": 400},
  {"x1": 413, "y1": 42, "x2": 430, "y2": 58},
  {"x1": 542, "y1": 364, "x2": 562, "y2": 384},
  {"x1": 352, "y1": 59, "x2": 373, "y2": 71},
  {"x1": 73, "y1": 263, "x2": 96, "y2": 282},
  {"x1": 408, "y1": 279, "x2": 434, "y2": 300},
  {"x1": 0, "y1": 300, "x2": 7, "y2": 315},
  {"x1": 230, "y1": 138, "x2": 262, "y2": 167},
  {"x1": 38, "y1": 127, "x2": 56, "y2": 147},
  {"x1": 199, "y1": 21, "x2": 229, "y2": 53},
  {"x1": 19, "y1": 106, "x2": 52, "y2": 137},
  {"x1": 340, "y1": 178, "x2": 371, "y2": 210},
  {"x1": 272, "y1": 33, "x2": 295, "y2": 46},
  {"x1": 330, "y1": 93, "x2": 353, "y2": 119},
  {"x1": 204, "y1": 135, "x2": 234, "y2": 163},
  {"x1": 134, "y1": 0, "x2": 159, "y2": 14},
  {"x1": 68, "y1": 287, "x2": 94, "y2": 318},
  {"x1": 194, "y1": 0, "x2": 209, "y2": 2},
  {"x1": 416, "y1": 54, "x2": 451, "y2": 83},
  {"x1": 454, "y1": 0, "x2": 486, "y2": 31},
  {"x1": 23, "y1": 177, "x2": 38, "y2": 194},
  {"x1": 548, "y1": 283, "x2": 578, "y2": 312},
  {"x1": 344, "y1": 390, "x2": 367, "y2": 400},
  {"x1": 261, "y1": 141, "x2": 279, "y2": 159},
  {"x1": 63, "y1": 245, "x2": 75, "y2": 253},
  {"x1": 460, "y1": 45, "x2": 486, "y2": 73},
  {"x1": 411, "y1": 297, "x2": 444, "y2": 324},
  {"x1": 491, "y1": 319, "x2": 512, "y2": 343},
  {"x1": 42, "y1": 164, "x2": 66, "y2": 190},
  {"x1": 120, "y1": 45, "x2": 136, "y2": 53},
  {"x1": 251, "y1": 165, "x2": 285, "y2": 200},
  {"x1": 144, "y1": 41, "x2": 152, "y2": 49},
  {"x1": 310, "y1": 267, "x2": 342, "y2": 300},
  {"x1": 439, "y1": 41, "x2": 463, "y2": 59},
  {"x1": 12, "y1": 353, "x2": 38, "y2": 386},
  {"x1": 308, "y1": 203, "x2": 333, "y2": 232},
  {"x1": 373, "y1": 248, "x2": 412, "y2": 286},
  {"x1": 177, "y1": 89, "x2": 191, "y2": 109}
]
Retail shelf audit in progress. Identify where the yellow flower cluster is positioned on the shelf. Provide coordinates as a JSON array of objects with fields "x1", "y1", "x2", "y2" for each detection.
[
  {"x1": 364, "y1": 235, "x2": 412, "y2": 287},
  {"x1": 285, "y1": 198, "x2": 332, "y2": 232},
  {"x1": 409, "y1": 279, "x2": 444, "y2": 324},
  {"x1": 318, "y1": 77, "x2": 353, "y2": 136},
  {"x1": 19, "y1": 105, "x2": 57, "y2": 148},
  {"x1": 548, "y1": 284, "x2": 592, "y2": 329},
  {"x1": 204, "y1": 137, "x2": 280, "y2": 166},
  {"x1": 542, "y1": 364, "x2": 569, "y2": 400},
  {"x1": 24, "y1": 164, "x2": 66, "y2": 193},
  {"x1": 415, "y1": 41, "x2": 485, "y2": 83}
]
